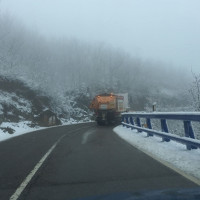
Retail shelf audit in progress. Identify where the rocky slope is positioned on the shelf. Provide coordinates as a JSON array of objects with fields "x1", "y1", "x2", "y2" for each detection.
[{"x1": 0, "y1": 76, "x2": 92, "y2": 134}]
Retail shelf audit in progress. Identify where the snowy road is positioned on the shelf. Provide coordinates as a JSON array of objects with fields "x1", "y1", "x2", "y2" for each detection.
[{"x1": 0, "y1": 123, "x2": 198, "y2": 200}]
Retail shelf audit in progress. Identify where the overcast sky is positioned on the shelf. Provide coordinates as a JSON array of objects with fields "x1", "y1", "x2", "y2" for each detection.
[{"x1": 1, "y1": 0, "x2": 200, "y2": 71}]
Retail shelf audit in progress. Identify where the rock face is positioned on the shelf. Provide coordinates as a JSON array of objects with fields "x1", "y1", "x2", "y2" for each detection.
[
  {"x1": 0, "y1": 76, "x2": 92, "y2": 128},
  {"x1": 0, "y1": 76, "x2": 53, "y2": 125}
]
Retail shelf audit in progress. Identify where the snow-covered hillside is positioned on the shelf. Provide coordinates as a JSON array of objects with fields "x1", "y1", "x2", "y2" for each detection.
[
  {"x1": 0, "y1": 90, "x2": 32, "y2": 120},
  {"x1": 0, "y1": 13, "x2": 193, "y2": 113},
  {"x1": 0, "y1": 76, "x2": 92, "y2": 138},
  {"x1": 0, "y1": 76, "x2": 52, "y2": 122}
]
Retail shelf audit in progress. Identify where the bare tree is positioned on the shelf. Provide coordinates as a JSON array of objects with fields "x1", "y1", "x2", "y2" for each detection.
[{"x1": 189, "y1": 71, "x2": 200, "y2": 111}]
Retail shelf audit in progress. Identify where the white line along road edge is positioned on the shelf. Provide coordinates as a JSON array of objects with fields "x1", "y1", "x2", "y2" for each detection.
[
  {"x1": 9, "y1": 125, "x2": 93, "y2": 200},
  {"x1": 9, "y1": 134, "x2": 65, "y2": 200}
]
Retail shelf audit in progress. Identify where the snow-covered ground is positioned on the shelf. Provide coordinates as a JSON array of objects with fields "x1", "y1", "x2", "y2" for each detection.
[
  {"x1": 0, "y1": 121, "x2": 42, "y2": 142},
  {"x1": 114, "y1": 125, "x2": 200, "y2": 183},
  {"x1": 0, "y1": 120, "x2": 94, "y2": 142}
]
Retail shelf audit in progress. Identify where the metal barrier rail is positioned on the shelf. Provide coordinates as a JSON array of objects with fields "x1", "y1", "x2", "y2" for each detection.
[{"x1": 122, "y1": 112, "x2": 200, "y2": 150}]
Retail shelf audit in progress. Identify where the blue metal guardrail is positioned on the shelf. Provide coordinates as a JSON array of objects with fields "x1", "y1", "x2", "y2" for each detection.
[{"x1": 121, "y1": 112, "x2": 200, "y2": 150}]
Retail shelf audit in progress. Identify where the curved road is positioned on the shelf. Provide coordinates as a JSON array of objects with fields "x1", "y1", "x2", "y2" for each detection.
[{"x1": 0, "y1": 123, "x2": 198, "y2": 200}]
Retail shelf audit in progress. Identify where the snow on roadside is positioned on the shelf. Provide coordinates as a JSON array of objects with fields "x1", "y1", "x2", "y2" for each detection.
[
  {"x1": 0, "y1": 119, "x2": 94, "y2": 142},
  {"x1": 0, "y1": 121, "x2": 43, "y2": 142},
  {"x1": 113, "y1": 125, "x2": 200, "y2": 180},
  {"x1": 60, "y1": 118, "x2": 93, "y2": 125}
]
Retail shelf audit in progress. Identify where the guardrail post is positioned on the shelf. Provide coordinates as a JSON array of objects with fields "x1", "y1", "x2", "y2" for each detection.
[
  {"x1": 122, "y1": 115, "x2": 125, "y2": 127},
  {"x1": 146, "y1": 118, "x2": 153, "y2": 136},
  {"x1": 136, "y1": 117, "x2": 142, "y2": 132},
  {"x1": 129, "y1": 116, "x2": 134, "y2": 130},
  {"x1": 183, "y1": 121, "x2": 197, "y2": 150},
  {"x1": 125, "y1": 116, "x2": 129, "y2": 128},
  {"x1": 161, "y1": 119, "x2": 170, "y2": 142}
]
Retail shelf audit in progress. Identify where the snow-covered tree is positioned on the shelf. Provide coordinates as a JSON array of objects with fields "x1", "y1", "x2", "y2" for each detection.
[
  {"x1": 189, "y1": 71, "x2": 200, "y2": 111},
  {"x1": 0, "y1": 13, "x2": 192, "y2": 113}
]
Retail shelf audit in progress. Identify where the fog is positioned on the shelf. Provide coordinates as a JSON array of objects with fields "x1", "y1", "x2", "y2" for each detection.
[
  {"x1": 0, "y1": 0, "x2": 199, "y2": 112},
  {"x1": 1, "y1": 0, "x2": 200, "y2": 71}
]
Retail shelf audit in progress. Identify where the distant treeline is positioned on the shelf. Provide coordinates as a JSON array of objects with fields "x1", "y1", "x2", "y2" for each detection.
[{"x1": 0, "y1": 13, "x2": 191, "y2": 111}]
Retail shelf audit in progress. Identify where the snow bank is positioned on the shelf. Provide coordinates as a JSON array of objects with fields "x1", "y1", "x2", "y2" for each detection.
[
  {"x1": 124, "y1": 111, "x2": 200, "y2": 115},
  {"x1": 60, "y1": 118, "x2": 93, "y2": 125},
  {"x1": 0, "y1": 119, "x2": 94, "y2": 142},
  {"x1": 0, "y1": 121, "x2": 43, "y2": 142},
  {"x1": 113, "y1": 125, "x2": 200, "y2": 182}
]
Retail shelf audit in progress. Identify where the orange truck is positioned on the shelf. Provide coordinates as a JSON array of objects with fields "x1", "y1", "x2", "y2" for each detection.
[{"x1": 90, "y1": 93, "x2": 128, "y2": 125}]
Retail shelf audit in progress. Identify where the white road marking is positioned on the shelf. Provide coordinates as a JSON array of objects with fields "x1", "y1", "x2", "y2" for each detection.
[
  {"x1": 9, "y1": 134, "x2": 65, "y2": 200},
  {"x1": 82, "y1": 129, "x2": 95, "y2": 144},
  {"x1": 9, "y1": 126, "x2": 93, "y2": 200}
]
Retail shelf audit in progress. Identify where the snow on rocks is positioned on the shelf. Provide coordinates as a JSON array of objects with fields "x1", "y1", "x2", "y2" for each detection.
[
  {"x1": 0, "y1": 91, "x2": 32, "y2": 114},
  {"x1": 0, "y1": 121, "x2": 42, "y2": 142}
]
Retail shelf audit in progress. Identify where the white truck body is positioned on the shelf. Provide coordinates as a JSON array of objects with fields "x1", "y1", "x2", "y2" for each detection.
[{"x1": 116, "y1": 93, "x2": 129, "y2": 112}]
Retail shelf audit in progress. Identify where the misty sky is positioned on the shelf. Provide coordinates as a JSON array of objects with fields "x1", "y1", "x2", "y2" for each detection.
[{"x1": 1, "y1": 0, "x2": 200, "y2": 71}]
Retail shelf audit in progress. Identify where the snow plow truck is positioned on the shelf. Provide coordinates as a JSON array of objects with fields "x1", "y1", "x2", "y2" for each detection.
[{"x1": 90, "y1": 93, "x2": 129, "y2": 125}]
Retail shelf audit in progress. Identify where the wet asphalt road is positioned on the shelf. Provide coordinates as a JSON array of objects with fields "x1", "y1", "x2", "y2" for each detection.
[{"x1": 0, "y1": 123, "x2": 198, "y2": 200}]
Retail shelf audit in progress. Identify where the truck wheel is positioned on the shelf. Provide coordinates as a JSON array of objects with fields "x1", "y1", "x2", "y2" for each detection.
[{"x1": 97, "y1": 121, "x2": 104, "y2": 126}]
